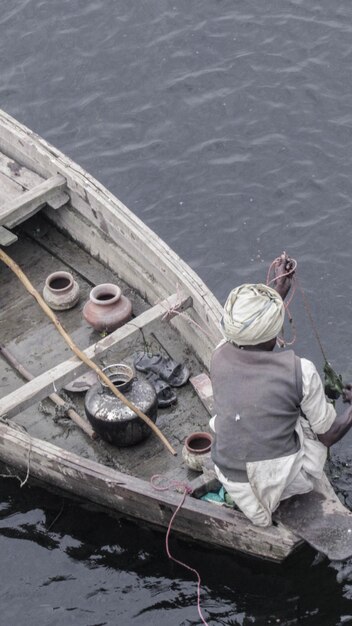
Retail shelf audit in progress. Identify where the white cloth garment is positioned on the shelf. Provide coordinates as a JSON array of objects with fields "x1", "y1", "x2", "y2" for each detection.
[
  {"x1": 221, "y1": 283, "x2": 285, "y2": 346},
  {"x1": 209, "y1": 358, "x2": 336, "y2": 527}
]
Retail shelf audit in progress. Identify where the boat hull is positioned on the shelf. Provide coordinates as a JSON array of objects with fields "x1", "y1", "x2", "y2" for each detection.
[{"x1": 0, "y1": 421, "x2": 302, "y2": 562}]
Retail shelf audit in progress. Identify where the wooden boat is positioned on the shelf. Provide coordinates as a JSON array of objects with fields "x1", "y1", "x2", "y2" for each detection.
[{"x1": 0, "y1": 108, "x2": 351, "y2": 563}]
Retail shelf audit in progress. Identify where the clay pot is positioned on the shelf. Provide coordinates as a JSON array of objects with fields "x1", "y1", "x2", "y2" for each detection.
[
  {"x1": 43, "y1": 271, "x2": 80, "y2": 311},
  {"x1": 83, "y1": 283, "x2": 132, "y2": 333},
  {"x1": 182, "y1": 432, "x2": 213, "y2": 472},
  {"x1": 84, "y1": 363, "x2": 158, "y2": 446}
]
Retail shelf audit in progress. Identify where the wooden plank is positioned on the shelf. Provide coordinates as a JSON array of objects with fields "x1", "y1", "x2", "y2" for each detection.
[
  {"x1": 274, "y1": 485, "x2": 352, "y2": 560},
  {"x1": 0, "y1": 292, "x2": 192, "y2": 419},
  {"x1": 43, "y1": 189, "x2": 69, "y2": 210},
  {"x1": 0, "y1": 152, "x2": 54, "y2": 227},
  {"x1": 0, "y1": 150, "x2": 44, "y2": 189},
  {"x1": 21, "y1": 215, "x2": 123, "y2": 287},
  {"x1": 0, "y1": 226, "x2": 18, "y2": 246},
  {"x1": 0, "y1": 171, "x2": 24, "y2": 203},
  {"x1": 0, "y1": 174, "x2": 68, "y2": 227},
  {"x1": 0, "y1": 420, "x2": 301, "y2": 561},
  {"x1": 0, "y1": 149, "x2": 66, "y2": 217},
  {"x1": 190, "y1": 372, "x2": 214, "y2": 415},
  {"x1": 0, "y1": 112, "x2": 66, "y2": 179}
]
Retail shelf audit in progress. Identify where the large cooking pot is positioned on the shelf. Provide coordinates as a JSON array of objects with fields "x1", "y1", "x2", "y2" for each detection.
[{"x1": 84, "y1": 363, "x2": 158, "y2": 446}]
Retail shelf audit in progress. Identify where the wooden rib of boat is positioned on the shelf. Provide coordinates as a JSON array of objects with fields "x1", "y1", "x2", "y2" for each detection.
[{"x1": 0, "y1": 108, "x2": 351, "y2": 563}]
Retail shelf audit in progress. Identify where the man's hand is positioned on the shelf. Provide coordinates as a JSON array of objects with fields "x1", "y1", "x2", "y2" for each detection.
[
  {"x1": 273, "y1": 252, "x2": 295, "y2": 300},
  {"x1": 318, "y1": 388, "x2": 352, "y2": 447},
  {"x1": 342, "y1": 384, "x2": 352, "y2": 404}
]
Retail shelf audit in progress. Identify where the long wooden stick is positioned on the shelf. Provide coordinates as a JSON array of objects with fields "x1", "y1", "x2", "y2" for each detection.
[
  {"x1": 0, "y1": 344, "x2": 97, "y2": 440},
  {"x1": 0, "y1": 248, "x2": 177, "y2": 455}
]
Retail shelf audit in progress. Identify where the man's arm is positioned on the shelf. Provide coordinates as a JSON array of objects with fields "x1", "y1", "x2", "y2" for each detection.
[
  {"x1": 317, "y1": 387, "x2": 352, "y2": 447},
  {"x1": 300, "y1": 358, "x2": 336, "y2": 439}
]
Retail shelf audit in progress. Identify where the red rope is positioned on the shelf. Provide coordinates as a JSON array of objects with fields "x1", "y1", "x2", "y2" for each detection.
[{"x1": 151, "y1": 475, "x2": 210, "y2": 626}]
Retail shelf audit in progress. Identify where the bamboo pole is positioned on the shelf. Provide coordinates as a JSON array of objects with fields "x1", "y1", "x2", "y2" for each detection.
[
  {"x1": 0, "y1": 248, "x2": 177, "y2": 455},
  {"x1": 0, "y1": 344, "x2": 97, "y2": 440}
]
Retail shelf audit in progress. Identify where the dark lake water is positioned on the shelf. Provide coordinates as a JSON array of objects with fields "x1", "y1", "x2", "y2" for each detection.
[{"x1": 2, "y1": 0, "x2": 352, "y2": 623}]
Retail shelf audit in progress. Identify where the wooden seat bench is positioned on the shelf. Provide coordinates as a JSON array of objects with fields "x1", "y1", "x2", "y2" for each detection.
[{"x1": 0, "y1": 150, "x2": 69, "y2": 246}]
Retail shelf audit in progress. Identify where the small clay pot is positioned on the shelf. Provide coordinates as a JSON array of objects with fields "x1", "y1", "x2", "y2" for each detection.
[
  {"x1": 83, "y1": 283, "x2": 132, "y2": 333},
  {"x1": 182, "y1": 432, "x2": 213, "y2": 472},
  {"x1": 43, "y1": 271, "x2": 80, "y2": 311}
]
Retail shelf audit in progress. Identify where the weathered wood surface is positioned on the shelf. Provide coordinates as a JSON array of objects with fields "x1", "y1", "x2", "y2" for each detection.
[
  {"x1": 0, "y1": 146, "x2": 69, "y2": 224},
  {"x1": 0, "y1": 109, "x2": 223, "y2": 369},
  {"x1": 0, "y1": 292, "x2": 192, "y2": 419},
  {"x1": 21, "y1": 216, "x2": 120, "y2": 287},
  {"x1": 190, "y1": 372, "x2": 214, "y2": 415},
  {"x1": 0, "y1": 170, "x2": 24, "y2": 203},
  {"x1": 0, "y1": 150, "x2": 43, "y2": 188},
  {"x1": 0, "y1": 420, "x2": 302, "y2": 561},
  {"x1": 0, "y1": 174, "x2": 69, "y2": 228},
  {"x1": 274, "y1": 473, "x2": 352, "y2": 560},
  {"x1": 0, "y1": 226, "x2": 17, "y2": 246},
  {"x1": 0, "y1": 344, "x2": 96, "y2": 440},
  {"x1": 0, "y1": 228, "x2": 205, "y2": 481}
]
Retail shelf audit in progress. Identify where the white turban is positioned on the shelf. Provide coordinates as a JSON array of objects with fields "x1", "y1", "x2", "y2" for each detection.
[{"x1": 221, "y1": 283, "x2": 285, "y2": 346}]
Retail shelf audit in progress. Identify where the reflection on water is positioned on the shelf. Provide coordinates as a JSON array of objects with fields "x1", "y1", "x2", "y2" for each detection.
[
  {"x1": 2, "y1": 0, "x2": 352, "y2": 623},
  {"x1": 1, "y1": 479, "x2": 352, "y2": 626}
]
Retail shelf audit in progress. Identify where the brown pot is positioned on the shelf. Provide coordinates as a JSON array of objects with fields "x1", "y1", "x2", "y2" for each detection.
[
  {"x1": 185, "y1": 432, "x2": 212, "y2": 454},
  {"x1": 83, "y1": 283, "x2": 132, "y2": 333}
]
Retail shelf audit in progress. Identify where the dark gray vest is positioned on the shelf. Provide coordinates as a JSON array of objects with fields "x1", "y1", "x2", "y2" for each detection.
[{"x1": 211, "y1": 343, "x2": 303, "y2": 482}]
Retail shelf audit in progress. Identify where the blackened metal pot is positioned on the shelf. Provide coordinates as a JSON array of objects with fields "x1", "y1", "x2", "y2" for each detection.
[{"x1": 84, "y1": 364, "x2": 158, "y2": 446}]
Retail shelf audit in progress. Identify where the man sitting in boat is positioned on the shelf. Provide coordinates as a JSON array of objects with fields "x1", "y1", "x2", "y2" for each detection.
[{"x1": 210, "y1": 256, "x2": 352, "y2": 527}]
